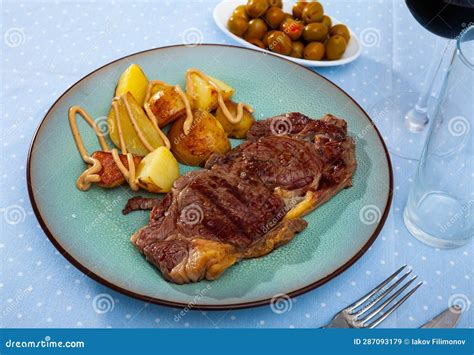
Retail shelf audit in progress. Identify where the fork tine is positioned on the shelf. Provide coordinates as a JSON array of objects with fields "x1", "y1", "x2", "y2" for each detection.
[
  {"x1": 367, "y1": 281, "x2": 423, "y2": 328},
  {"x1": 354, "y1": 269, "x2": 412, "y2": 317},
  {"x1": 360, "y1": 275, "x2": 417, "y2": 324},
  {"x1": 347, "y1": 265, "x2": 407, "y2": 310}
]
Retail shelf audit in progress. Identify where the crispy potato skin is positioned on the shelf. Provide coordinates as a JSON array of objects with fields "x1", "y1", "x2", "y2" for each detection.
[
  {"x1": 91, "y1": 151, "x2": 141, "y2": 188},
  {"x1": 135, "y1": 178, "x2": 160, "y2": 193},
  {"x1": 215, "y1": 100, "x2": 255, "y2": 139},
  {"x1": 168, "y1": 109, "x2": 231, "y2": 166},
  {"x1": 187, "y1": 74, "x2": 234, "y2": 112},
  {"x1": 149, "y1": 86, "x2": 186, "y2": 127}
]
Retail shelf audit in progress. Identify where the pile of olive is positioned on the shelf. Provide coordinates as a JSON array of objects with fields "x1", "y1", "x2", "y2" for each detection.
[{"x1": 227, "y1": 0, "x2": 350, "y2": 61}]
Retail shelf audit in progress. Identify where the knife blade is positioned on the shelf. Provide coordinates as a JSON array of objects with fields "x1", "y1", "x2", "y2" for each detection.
[{"x1": 420, "y1": 306, "x2": 462, "y2": 328}]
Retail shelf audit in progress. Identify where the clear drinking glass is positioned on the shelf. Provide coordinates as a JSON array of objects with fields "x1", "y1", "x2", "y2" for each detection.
[{"x1": 404, "y1": 24, "x2": 474, "y2": 249}]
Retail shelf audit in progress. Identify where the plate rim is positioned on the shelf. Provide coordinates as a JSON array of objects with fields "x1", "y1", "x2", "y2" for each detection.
[{"x1": 26, "y1": 43, "x2": 393, "y2": 310}]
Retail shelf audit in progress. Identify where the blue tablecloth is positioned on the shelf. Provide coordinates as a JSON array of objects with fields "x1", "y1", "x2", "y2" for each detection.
[{"x1": 1, "y1": 0, "x2": 472, "y2": 328}]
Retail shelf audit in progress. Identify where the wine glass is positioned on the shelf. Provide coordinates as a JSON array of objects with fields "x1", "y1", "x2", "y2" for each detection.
[
  {"x1": 404, "y1": 24, "x2": 473, "y2": 248},
  {"x1": 369, "y1": 0, "x2": 474, "y2": 160}
]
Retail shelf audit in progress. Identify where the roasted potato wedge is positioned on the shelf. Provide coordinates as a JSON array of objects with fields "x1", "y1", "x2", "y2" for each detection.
[
  {"x1": 145, "y1": 82, "x2": 186, "y2": 127},
  {"x1": 168, "y1": 109, "x2": 231, "y2": 166},
  {"x1": 135, "y1": 147, "x2": 180, "y2": 193},
  {"x1": 115, "y1": 64, "x2": 149, "y2": 106},
  {"x1": 108, "y1": 92, "x2": 166, "y2": 157},
  {"x1": 186, "y1": 72, "x2": 234, "y2": 111},
  {"x1": 215, "y1": 100, "x2": 255, "y2": 139}
]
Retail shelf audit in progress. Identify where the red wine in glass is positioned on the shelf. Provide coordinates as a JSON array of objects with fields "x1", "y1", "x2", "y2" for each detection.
[
  {"x1": 406, "y1": 0, "x2": 474, "y2": 39},
  {"x1": 369, "y1": 0, "x2": 474, "y2": 160}
]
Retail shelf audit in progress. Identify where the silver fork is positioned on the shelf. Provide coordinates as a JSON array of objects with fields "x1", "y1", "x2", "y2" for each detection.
[{"x1": 323, "y1": 265, "x2": 423, "y2": 328}]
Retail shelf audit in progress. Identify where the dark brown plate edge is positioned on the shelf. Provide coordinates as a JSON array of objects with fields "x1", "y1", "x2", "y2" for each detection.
[{"x1": 26, "y1": 43, "x2": 393, "y2": 311}]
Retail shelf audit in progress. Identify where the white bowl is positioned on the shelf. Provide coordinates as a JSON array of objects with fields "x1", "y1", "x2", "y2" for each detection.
[{"x1": 213, "y1": 0, "x2": 362, "y2": 67}]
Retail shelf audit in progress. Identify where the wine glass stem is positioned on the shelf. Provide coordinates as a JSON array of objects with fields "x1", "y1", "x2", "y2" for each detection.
[{"x1": 405, "y1": 39, "x2": 451, "y2": 132}]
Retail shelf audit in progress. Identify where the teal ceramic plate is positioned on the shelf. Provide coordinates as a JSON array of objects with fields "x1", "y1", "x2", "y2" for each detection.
[{"x1": 27, "y1": 45, "x2": 392, "y2": 309}]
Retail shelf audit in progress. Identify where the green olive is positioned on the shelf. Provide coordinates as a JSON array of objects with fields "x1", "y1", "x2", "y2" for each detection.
[
  {"x1": 302, "y1": 2, "x2": 324, "y2": 23},
  {"x1": 292, "y1": 2, "x2": 308, "y2": 19},
  {"x1": 283, "y1": 12, "x2": 293, "y2": 21},
  {"x1": 246, "y1": 0, "x2": 269, "y2": 18},
  {"x1": 267, "y1": 31, "x2": 292, "y2": 55},
  {"x1": 262, "y1": 30, "x2": 277, "y2": 47},
  {"x1": 267, "y1": 0, "x2": 283, "y2": 8},
  {"x1": 264, "y1": 7, "x2": 286, "y2": 29},
  {"x1": 303, "y1": 41, "x2": 325, "y2": 60},
  {"x1": 290, "y1": 41, "x2": 305, "y2": 58},
  {"x1": 321, "y1": 15, "x2": 332, "y2": 29},
  {"x1": 330, "y1": 24, "x2": 350, "y2": 42},
  {"x1": 227, "y1": 15, "x2": 249, "y2": 37},
  {"x1": 303, "y1": 22, "x2": 328, "y2": 42},
  {"x1": 244, "y1": 18, "x2": 268, "y2": 40},
  {"x1": 325, "y1": 35, "x2": 347, "y2": 60},
  {"x1": 280, "y1": 18, "x2": 304, "y2": 40},
  {"x1": 247, "y1": 38, "x2": 265, "y2": 49},
  {"x1": 232, "y1": 5, "x2": 249, "y2": 21}
]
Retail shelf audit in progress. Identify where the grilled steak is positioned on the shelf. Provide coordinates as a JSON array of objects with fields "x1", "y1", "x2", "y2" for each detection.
[
  {"x1": 205, "y1": 135, "x2": 324, "y2": 203},
  {"x1": 247, "y1": 112, "x2": 356, "y2": 210},
  {"x1": 312, "y1": 115, "x2": 356, "y2": 208},
  {"x1": 131, "y1": 169, "x2": 307, "y2": 283},
  {"x1": 130, "y1": 112, "x2": 356, "y2": 284},
  {"x1": 247, "y1": 112, "x2": 348, "y2": 142},
  {"x1": 122, "y1": 196, "x2": 161, "y2": 215}
]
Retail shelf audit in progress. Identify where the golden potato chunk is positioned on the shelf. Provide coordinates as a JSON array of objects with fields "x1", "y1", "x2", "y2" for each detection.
[
  {"x1": 168, "y1": 109, "x2": 231, "y2": 166},
  {"x1": 145, "y1": 82, "x2": 186, "y2": 127},
  {"x1": 135, "y1": 147, "x2": 180, "y2": 193},
  {"x1": 186, "y1": 72, "x2": 234, "y2": 111},
  {"x1": 108, "y1": 92, "x2": 165, "y2": 157},
  {"x1": 115, "y1": 64, "x2": 149, "y2": 106},
  {"x1": 215, "y1": 100, "x2": 255, "y2": 139}
]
